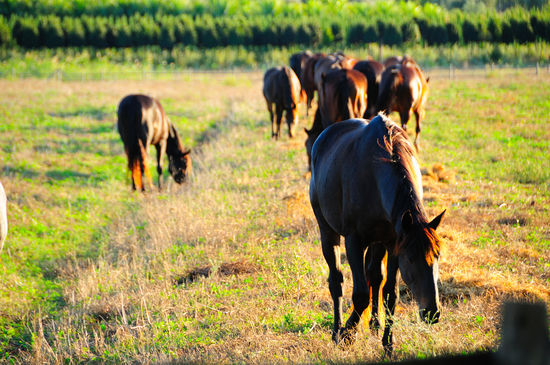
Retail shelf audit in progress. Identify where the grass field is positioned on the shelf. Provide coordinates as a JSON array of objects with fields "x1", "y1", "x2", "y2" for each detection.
[{"x1": 0, "y1": 69, "x2": 548, "y2": 363}]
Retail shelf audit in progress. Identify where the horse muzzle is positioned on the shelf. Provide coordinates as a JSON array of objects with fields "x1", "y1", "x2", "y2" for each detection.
[{"x1": 419, "y1": 308, "x2": 440, "y2": 324}]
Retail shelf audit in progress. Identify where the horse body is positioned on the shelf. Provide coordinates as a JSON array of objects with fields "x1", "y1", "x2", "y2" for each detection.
[
  {"x1": 309, "y1": 115, "x2": 444, "y2": 355},
  {"x1": 353, "y1": 59, "x2": 384, "y2": 119},
  {"x1": 117, "y1": 94, "x2": 191, "y2": 191},
  {"x1": 263, "y1": 66, "x2": 301, "y2": 140},
  {"x1": 377, "y1": 61, "x2": 429, "y2": 149},
  {"x1": 0, "y1": 181, "x2": 7, "y2": 251}
]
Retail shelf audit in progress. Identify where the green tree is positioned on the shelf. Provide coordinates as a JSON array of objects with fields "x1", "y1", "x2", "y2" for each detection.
[
  {"x1": 0, "y1": 16, "x2": 11, "y2": 46},
  {"x1": 12, "y1": 17, "x2": 39, "y2": 48}
]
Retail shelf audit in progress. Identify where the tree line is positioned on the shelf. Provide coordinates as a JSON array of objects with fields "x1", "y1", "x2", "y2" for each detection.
[{"x1": 0, "y1": 10, "x2": 549, "y2": 49}]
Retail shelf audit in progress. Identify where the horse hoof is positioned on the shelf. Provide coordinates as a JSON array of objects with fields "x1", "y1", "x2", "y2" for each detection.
[{"x1": 333, "y1": 327, "x2": 356, "y2": 347}]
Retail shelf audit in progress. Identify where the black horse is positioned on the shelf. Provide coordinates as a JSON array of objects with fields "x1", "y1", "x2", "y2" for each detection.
[
  {"x1": 117, "y1": 94, "x2": 191, "y2": 191},
  {"x1": 309, "y1": 114, "x2": 445, "y2": 356}
]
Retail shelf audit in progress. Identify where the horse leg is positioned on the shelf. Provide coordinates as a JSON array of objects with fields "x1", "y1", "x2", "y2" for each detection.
[
  {"x1": 413, "y1": 108, "x2": 424, "y2": 151},
  {"x1": 267, "y1": 102, "x2": 276, "y2": 139},
  {"x1": 382, "y1": 254, "x2": 400, "y2": 359},
  {"x1": 366, "y1": 245, "x2": 388, "y2": 333},
  {"x1": 138, "y1": 139, "x2": 152, "y2": 191},
  {"x1": 340, "y1": 233, "x2": 369, "y2": 344},
  {"x1": 275, "y1": 104, "x2": 283, "y2": 140},
  {"x1": 313, "y1": 205, "x2": 343, "y2": 342},
  {"x1": 155, "y1": 141, "x2": 166, "y2": 191}
]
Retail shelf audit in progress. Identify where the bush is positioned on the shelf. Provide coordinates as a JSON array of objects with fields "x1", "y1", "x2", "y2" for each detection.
[
  {"x1": 445, "y1": 21, "x2": 461, "y2": 44},
  {"x1": 402, "y1": 20, "x2": 421, "y2": 44},
  {"x1": 462, "y1": 19, "x2": 479, "y2": 43},
  {"x1": 63, "y1": 17, "x2": 86, "y2": 47},
  {"x1": 12, "y1": 17, "x2": 39, "y2": 48},
  {"x1": 0, "y1": 16, "x2": 11, "y2": 46}
]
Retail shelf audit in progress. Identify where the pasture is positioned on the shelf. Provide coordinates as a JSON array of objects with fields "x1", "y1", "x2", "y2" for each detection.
[{"x1": 0, "y1": 70, "x2": 548, "y2": 363}]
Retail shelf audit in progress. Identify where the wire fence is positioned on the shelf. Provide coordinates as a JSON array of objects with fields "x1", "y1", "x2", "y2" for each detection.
[{"x1": 2, "y1": 63, "x2": 549, "y2": 82}]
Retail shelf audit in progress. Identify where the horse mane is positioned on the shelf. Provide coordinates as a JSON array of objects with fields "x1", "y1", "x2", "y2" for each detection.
[
  {"x1": 166, "y1": 123, "x2": 185, "y2": 157},
  {"x1": 377, "y1": 114, "x2": 442, "y2": 263}
]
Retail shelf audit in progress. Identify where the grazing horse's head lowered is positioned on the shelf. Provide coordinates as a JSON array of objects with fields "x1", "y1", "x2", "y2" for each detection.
[
  {"x1": 309, "y1": 115, "x2": 445, "y2": 356},
  {"x1": 167, "y1": 123, "x2": 192, "y2": 184}
]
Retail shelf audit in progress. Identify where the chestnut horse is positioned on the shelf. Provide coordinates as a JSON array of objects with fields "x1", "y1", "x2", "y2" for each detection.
[
  {"x1": 0, "y1": 181, "x2": 7, "y2": 251},
  {"x1": 318, "y1": 68, "x2": 367, "y2": 128},
  {"x1": 263, "y1": 66, "x2": 301, "y2": 139},
  {"x1": 309, "y1": 115, "x2": 444, "y2": 356},
  {"x1": 377, "y1": 59, "x2": 429, "y2": 149},
  {"x1": 117, "y1": 94, "x2": 192, "y2": 191},
  {"x1": 353, "y1": 59, "x2": 384, "y2": 119},
  {"x1": 304, "y1": 68, "x2": 367, "y2": 170}
]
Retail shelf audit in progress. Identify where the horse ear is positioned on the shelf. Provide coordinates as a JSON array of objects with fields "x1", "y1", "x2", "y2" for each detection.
[
  {"x1": 428, "y1": 209, "x2": 446, "y2": 231},
  {"x1": 426, "y1": 76, "x2": 430, "y2": 83},
  {"x1": 402, "y1": 210, "x2": 414, "y2": 231},
  {"x1": 304, "y1": 127, "x2": 311, "y2": 136},
  {"x1": 183, "y1": 148, "x2": 191, "y2": 155},
  {"x1": 321, "y1": 72, "x2": 326, "y2": 81}
]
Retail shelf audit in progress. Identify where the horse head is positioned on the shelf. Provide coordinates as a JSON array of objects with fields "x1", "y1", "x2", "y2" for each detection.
[
  {"x1": 168, "y1": 148, "x2": 192, "y2": 184},
  {"x1": 167, "y1": 124, "x2": 192, "y2": 184},
  {"x1": 397, "y1": 210, "x2": 445, "y2": 324}
]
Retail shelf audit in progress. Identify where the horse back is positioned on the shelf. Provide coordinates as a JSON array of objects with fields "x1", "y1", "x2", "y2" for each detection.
[
  {"x1": 311, "y1": 115, "x2": 418, "y2": 239},
  {"x1": 117, "y1": 94, "x2": 168, "y2": 147}
]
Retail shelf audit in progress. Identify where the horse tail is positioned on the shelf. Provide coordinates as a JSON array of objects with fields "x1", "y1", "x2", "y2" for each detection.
[
  {"x1": 282, "y1": 67, "x2": 295, "y2": 109},
  {"x1": 341, "y1": 74, "x2": 352, "y2": 121}
]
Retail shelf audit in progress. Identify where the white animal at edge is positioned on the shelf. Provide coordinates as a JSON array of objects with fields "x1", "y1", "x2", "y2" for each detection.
[{"x1": 0, "y1": 181, "x2": 7, "y2": 251}]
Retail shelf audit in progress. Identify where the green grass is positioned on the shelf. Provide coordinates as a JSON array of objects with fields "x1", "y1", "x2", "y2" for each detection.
[{"x1": 0, "y1": 70, "x2": 548, "y2": 362}]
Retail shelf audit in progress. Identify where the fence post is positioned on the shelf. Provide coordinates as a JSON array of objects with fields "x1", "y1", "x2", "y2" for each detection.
[
  {"x1": 496, "y1": 302, "x2": 549, "y2": 365},
  {"x1": 536, "y1": 62, "x2": 539, "y2": 76}
]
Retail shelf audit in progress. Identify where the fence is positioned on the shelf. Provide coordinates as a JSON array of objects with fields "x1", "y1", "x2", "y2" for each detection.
[{"x1": 2, "y1": 64, "x2": 550, "y2": 82}]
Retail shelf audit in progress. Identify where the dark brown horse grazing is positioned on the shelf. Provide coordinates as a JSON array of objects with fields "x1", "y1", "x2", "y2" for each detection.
[
  {"x1": 263, "y1": 66, "x2": 301, "y2": 140},
  {"x1": 309, "y1": 115, "x2": 445, "y2": 356},
  {"x1": 377, "y1": 60, "x2": 429, "y2": 150},
  {"x1": 353, "y1": 59, "x2": 384, "y2": 119},
  {"x1": 117, "y1": 94, "x2": 192, "y2": 191}
]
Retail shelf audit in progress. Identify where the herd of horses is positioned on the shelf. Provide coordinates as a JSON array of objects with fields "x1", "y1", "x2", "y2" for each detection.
[
  {"x1": 0, "y1": 53, "x2": 443, "y2": 360},
  {"x1": 265, "y1": 51, "x2": 444, "y2": 356}
]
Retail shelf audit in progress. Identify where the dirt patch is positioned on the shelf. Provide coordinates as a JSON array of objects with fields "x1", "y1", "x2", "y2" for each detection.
[
  {"x1": 176, "y1": 259, "x2": 259, "y2": 284},
  {"x1": 497, "y1": 216, "x2": 528, "y2": 226}
]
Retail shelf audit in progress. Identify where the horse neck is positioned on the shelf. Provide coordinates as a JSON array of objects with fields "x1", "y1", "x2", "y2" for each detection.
[{"x1": 166, "y1": 125, "x2": 184, "y2": 157}]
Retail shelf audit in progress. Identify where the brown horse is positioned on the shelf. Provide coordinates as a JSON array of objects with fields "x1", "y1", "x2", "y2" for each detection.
[
  {"x1": 301, "y1": 53, "x2": 326, "y2": 116},
  {"x1": 377, "y1": 59, "x2": 429, "y2": 149},
  {"x1": 309, "y1": 115, "x2": 445, "y2": 356},
  {"x1": 0, "y1": 181, "x2": 6, "y2": 251},
  {"x1": 353, "y1": 59, "x2": 384, "y2": 119},
  {"x1": 289, "y1": 51, "x2": 312, "y2": 85},
  {"x1": 263, "y1": 66, "x2": 301, "y2": 140},
  {"x1": 318, "y1": 68, "x2": 367, "y2": 128},
  {"x1": 117, "y1": 94, "x2": 192, "y2": 191},
  {"x1": 304, "y1": 68, "x2": 367, "y2": 170}
]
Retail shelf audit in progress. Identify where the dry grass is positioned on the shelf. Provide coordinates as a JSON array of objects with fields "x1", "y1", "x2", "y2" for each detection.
[{"x1": 0, "y1": 71, "x2": 548, "y2": 363}]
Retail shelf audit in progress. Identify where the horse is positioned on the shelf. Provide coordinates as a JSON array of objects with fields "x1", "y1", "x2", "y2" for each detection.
[
  {"x1": 304, "y1": 68, "x2": 367, "y2": 171},
  {"x1": 318, "y1": 68, "x2": 367, "y2": 128},
  {"x1": 301, "y1": 53, "x2": 326, "y2": 116},
  {"x1": 309, "y1": 114, "x2": 445, "y2": 356},
  {"x1": 0, "y1": 181, "x2": 7, "y2": 251},
  {"x1": 117, "y1": 94, "x2": 192, "y2": 191},
  {"x1": 289, "y1": 51, "x2": 312, "y2": 84},
  {"x1": 377, "y1": 59, "x2": 429, "y2": 150},
  {"x1": 262, "y1": 66, "x2": 301, "y2": 140},
  {"x1": 353, "y1": 59, "x2": 384, "y2": 119}
]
